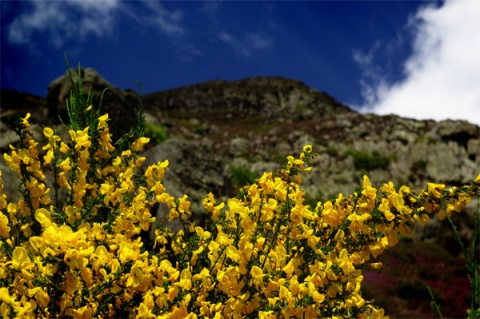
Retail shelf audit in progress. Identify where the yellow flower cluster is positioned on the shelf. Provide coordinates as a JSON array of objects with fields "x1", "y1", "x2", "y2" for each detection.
[{"x1": 0, "y1": 113, "x2": 479, "y2": 318}]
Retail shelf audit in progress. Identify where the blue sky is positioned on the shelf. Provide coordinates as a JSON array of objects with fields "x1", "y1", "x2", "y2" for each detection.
[{"x1": 2, "y1": 0, "x2": 479, "y2": 125}]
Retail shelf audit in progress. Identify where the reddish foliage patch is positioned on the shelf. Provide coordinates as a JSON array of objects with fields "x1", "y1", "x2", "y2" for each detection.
[{"x1": 362, "y1": 240, "x2": 470, "y2": 318}]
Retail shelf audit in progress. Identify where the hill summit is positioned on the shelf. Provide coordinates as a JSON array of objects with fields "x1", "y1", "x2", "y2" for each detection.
[{"x1": 143, "y1": 76, "x2": 353, "y2": 121}]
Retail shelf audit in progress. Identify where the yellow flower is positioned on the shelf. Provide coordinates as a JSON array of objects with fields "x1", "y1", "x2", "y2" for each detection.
[
  {"x1": 250, "y1": 266, "x2": 263, "y2": 289},
  {"x1": 12, "y1": 247, "x2": 30, "y2": 270},
  {"x1": 308, "y1": 283, "x2": 325, "y2": 304},
  {"x1": 59, "y1": 157, "x2": 71, "y2": 172},
  {"x1": 370, "y1": 262, "x2": 383, "y2": 270},
  {"x1": 98, "y1": 113, "x2": 109, "y2": 128},
  {"x1": 29, "y1": 287, "x2": 50, "y2": 308},
  {"x1": 136, "y1": 302, "x2": 156, "y2": 319},
  {"x1": 399, "y1": 185, "x2": 410, "y2": 195},
  {"x1": 44, "y1": 149, "x2": 54, "y2": 164},
  {"x1": 59, "y1": 142, "x2": 70, "y2": 153},
  {"x1": 361, "y1": 175, "x2": 377, "y2": 205},
  {"x1": 378, "y1": 198, "x2": 395, "y2": 221},
  {"x1": 427, "y1": 183, "x2": 445, "y2": 198},
  {"x1": 175, "y1": 269, "x2": 192, "y2": 290},
  {"x1": 43, "y1": 127, "x2": 54, "y2": 138},
  {"x1": 64, "y1": 249, "x2": 88, "y2": 270},
  {"x1": 0, "y1": 212, "x2": 10, "y2": 238},
  {"x1": 192, "y1": 268, "x2": 211, "y2": 287},
  {"x1": 287, "y1": 155, "x2": 304, "y2": 167},
  {"x1": 303, "y1": 144, "x2": 313, "y2": 153},
  {"x1": 282, "y1": 259, "x2": 295, "y2": 277},
  {"x1": 131, "y1": 137, "x2": 150, "y2": 152},
  {"x1": 72, "y1": 305, "x2": 93, "y2": 319},
  {"x1": 226, "y1": 246, "x2": 240, "y2": 262},
  {"x1": 21, "y1": 113, "x2": 31, "y2": 128},
  {"x1": 126, "y1": 261, "x2": 144, "y2": 288},
  {"x1": 195, "y1": 226, "x2": 212, "y2": 240},
  {"x1": 35, "y1": 208, "x2": 52, "y2": 227},
  {"x1": 62, "y1": 271, "x2": 80, "y2": 297},
  {"x1": 70, "y1": 127, "x2": 91, "y2": 150}
]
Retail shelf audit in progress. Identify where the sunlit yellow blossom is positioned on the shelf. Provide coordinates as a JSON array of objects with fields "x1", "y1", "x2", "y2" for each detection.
[
  {"x1": 136, "y1": 302, "x2": 156, "y2": 319},
  {"x1": 145, "y1": 160, "x2": 169, "y2": 187},
  {"x1": 98, "y1": 113, "x2": 109, "y2": 127},
  {"x1": 72, "y1": 305, "x2": 93, "y2": 319},
  {"x1": 70, "y1": 127, "x2": 91, "y2": 150},
  {"x1": 21, "y1": 112, "x2": 31, "y2": 128},
  {"x1": 427, "y1": 182, "x2": 445, "y2": 198},
  {"x1": 0, "y1": 287, "x2": 14, "y2": 305},
  {"x1": 126, "y1": 261, "x2": 145, "y2": 288},
  {"x1": 43, "y1": 149, "x2": 54, "y2": 164},
  {"x1": 250, "y1": 266, "x2": 264, "y2": 290},
  {"x1": 131, "y1": 137, "x2": 150, "y2": 152},
  {"x1": 35, "y1": 208, "x2": 52, "y2": 227},
  {"x1": 59, "y1": 141, "x2": 70, "y2": 153},
  {"x1": 30, "y1": 287, "x2": 50, "y2": 308},
  {"x1": 175, "y1": 268, "x2": 192, "y2": 290},
  {"x1": 303, "y1": 144, "x2": 313, "y2": 153},
  {"x1": 43, "y1": 127, "x2": 54, "y2": 138},
  {"x1": 361, "y1": 175, "x2": 377, "y2": 207},
  {"x1": 378, "y1": 198, "x2": 395, "y2": 221},
  {"x1": 59, "y1": 157, "x2": 71, "y2": 172},
  {"x1": 12, "y1": 246, "x2": 30, "y2": 270},
  {"x1": 287, "y1": 155, "x2": 304, "y2": 167},
  {"x1": 282, "y1": 259, "x2": 295, "y2": 277},
  {"x1": 0, "y1": 212, "x2": 10, "y2": 238}
]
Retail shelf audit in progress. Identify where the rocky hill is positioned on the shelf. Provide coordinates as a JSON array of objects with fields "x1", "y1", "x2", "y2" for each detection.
[
  {"x1": 1, "y1": 68, "x2": 479, "y2": 317},
  {"x1": 1, "y1": 68, "x2": 479, "y2": 232}
]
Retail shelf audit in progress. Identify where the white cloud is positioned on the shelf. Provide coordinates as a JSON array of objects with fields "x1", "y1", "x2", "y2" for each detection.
[
  {"x1": 218, "y1": 30, "x2": 273, "y2": 57},
  {"x1": 246, "y1": 32, "x2": 273, "y2": 49},
  {"x1": 218, "y1": 30, "x2": 248, "y2": 57},
  {"x1": 7, "y1": 0, "x2": 201, "y2": 60},
  {"x1": 131, "y1": 0, "x2": 184, "y2": 36},
  {"x1": 200, "y1": 0, "x2": 222, "y2": 19},
  {"x1": 8, "y1": 0, "x2": 120, "y2": 47},
  {"x1": 356, "y1": 0, "x2": 480, "y2": 126}
]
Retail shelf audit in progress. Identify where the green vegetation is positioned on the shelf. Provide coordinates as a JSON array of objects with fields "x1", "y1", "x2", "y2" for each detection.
[
  {"x1": 344, "y1": 149, "x2": 390, "y2": 171},
  {"x1": 143, "y1": 121, "x2": 168, "y2": 145},
  {"x1": 229, "y1": 165, "x2": 260, "y2": 190}
]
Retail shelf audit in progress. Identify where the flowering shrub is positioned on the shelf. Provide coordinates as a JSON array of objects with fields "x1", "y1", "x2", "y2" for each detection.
[{"x1": 0, "y1": 79, "x2": 479, "y2": 318}]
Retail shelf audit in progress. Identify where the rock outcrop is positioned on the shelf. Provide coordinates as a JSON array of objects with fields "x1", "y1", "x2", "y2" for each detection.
[{"x1": 143, "y1": 76, "x2": 353, "y2": 121}]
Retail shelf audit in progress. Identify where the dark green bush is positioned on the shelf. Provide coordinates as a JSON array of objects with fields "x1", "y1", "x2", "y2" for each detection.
[
  {"x1": 229, "y1": 165, "x2": 260, "y2": 190},
  {"x1": 345, "y1": 149, "x2": 390, "y2": 171},
  {"x1": 143, "y1": 121, "x2": 168, "y2": 145}
]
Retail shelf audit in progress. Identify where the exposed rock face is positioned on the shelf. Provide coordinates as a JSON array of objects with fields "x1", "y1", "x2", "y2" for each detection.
[
  {"x1": 143, "y1": 76, "x2": 353, "y2": 121},
  {"x1": 46, "y1": 68, "x2": 139, "y2": 141}
]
